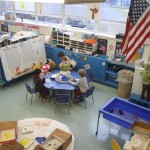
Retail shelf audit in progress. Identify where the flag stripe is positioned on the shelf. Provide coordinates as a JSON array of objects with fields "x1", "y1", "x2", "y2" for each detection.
[
  {"x1": 120, "y1": 0, "x2": 150, "y2": 63},
  {"x1": 128, "y1": 20, "x2": 150, "y2": 51},
  {"x1": 128, "y1": 9, "x2": 150, "y2": 46},
  {"x1": 126, "y1": 28, "x2": 150, "y2": 62},
  {"x1": 129, "y1": 6, "x2": 150, "y2": 36}
]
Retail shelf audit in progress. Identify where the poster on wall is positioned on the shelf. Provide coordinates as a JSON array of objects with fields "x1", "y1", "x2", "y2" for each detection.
[
  {"x1": 1, "y1": 24, "x2": 9, "y2": 32},
  {"x1": 106, "y1": 39, "x2": 116, "y2": 58},
  {"x1": 97, "y1": 39, "x2": 107, "y2": 55},
  {"x1": 87, "y1": 3, "x2": 99, "y2": 20},
  {"x1": 0, "y1": 37, "x2": 47, "y2": 81},
  {"x1": 115, "y1": 42, "x2": 122, "y2": 57}
]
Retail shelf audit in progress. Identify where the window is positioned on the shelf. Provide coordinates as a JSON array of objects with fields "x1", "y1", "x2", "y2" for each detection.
[
  {"x1": 65, "y1": 4, "x2": 95, "y2": 30},
  {"x1": 98, "y1": 0, "x2": 131, "y2": 36},
  {"x1": 37, "y1": 3, "x2": 62, "y2": 24},
  {"x1": 0, "y1": 1, "x2": 14, "y2": 9},
  {"x1": 0, "y1": 1, "x2": 14, "y2": 19},
  {"x1": 15, "y1": 2, "x2": 35, "y2": 22}
]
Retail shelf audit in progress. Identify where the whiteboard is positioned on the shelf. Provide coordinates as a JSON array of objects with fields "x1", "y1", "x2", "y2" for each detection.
[
  {"x1": 19, "y1": 40, "x2": 34, "y2": 65},
  {"x1": 0, "y1": 37, "x2": 46, "y2": 81},
  {"x1": 31, "y1": 37, "x2": 47, "y2": 64},
  {"x1": 5, "y1": 46, "x2": 21, "y2": 70}
]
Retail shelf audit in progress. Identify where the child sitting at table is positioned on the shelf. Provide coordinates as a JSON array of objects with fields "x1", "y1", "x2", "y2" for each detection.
[
  {"x1": 70, "y1": 69, "x2": 88, "y2": 101},
  {"x1": 58, "y1": 52, "x2": 77, "y2": 69},
  {"x1": 41, "y1": 59, "x2": 56, "y2": 77},
  {"x1": 33, "y1": 69, "x2": 49, "y2": 101},
  {"x1": 59, "y1": 56, "x2": 71, "y2": 71}
]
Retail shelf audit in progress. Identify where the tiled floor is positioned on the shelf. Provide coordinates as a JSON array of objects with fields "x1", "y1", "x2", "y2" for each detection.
[{"x1": 0, "y1": 76, "x2": 131, "y2": 150}]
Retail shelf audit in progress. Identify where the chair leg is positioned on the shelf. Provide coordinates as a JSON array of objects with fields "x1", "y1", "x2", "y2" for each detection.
[
  {"x1": 31, "y1": 95, "x2": 33, "y2": 105},
  {"x1": 68, "y1": 104, "x2": 69, "y2": 114},
  {"x1": 92, "y1": 94, "x2": 94, "y2": 104},
  {"x1": 85, "y1": 100, "x2": 86, "y2": 109},
  {"x1": 26, "y1": 91, "x2": 28, "y2": 100},
  {"x1": 55, "y1": 103, "x2": 57, "y2": 114}
]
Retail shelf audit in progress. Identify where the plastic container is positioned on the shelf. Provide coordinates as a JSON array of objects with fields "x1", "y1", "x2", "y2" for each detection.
[{"x1": 117, "y1": 70, "x2": 134, "y2": 98}]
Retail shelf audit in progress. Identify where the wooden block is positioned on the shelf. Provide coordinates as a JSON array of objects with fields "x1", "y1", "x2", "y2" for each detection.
[{"x1": 0, "y1": 142, "x2": 24, "y2": 150}]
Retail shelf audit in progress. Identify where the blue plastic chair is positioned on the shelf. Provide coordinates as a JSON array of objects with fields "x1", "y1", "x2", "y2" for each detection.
[
  {"x1": 55, "y1": 94, "x2": 70, "y2": 114},
  {"x1": 78, "y1": 86, "x2": 95, "y2": 109},
  {"x1": 24, "y1": 82, "x2": 37, "y2": 105},
  {"x1": 86, "y1": 70, "x2": 94, "y2": 86}
]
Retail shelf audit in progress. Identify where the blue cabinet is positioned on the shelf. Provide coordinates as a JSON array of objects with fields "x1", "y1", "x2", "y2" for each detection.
[
  {"x1": 104, "y1": 60, "x2": 135, "y2": 88},
  {"x1": 45, "y1": 45, "x2": 106, "y2": 83}
]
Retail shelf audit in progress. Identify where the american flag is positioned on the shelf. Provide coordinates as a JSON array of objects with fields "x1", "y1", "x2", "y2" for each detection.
[{"x1": 120, "y1": 0, "x2": 150, "y2": 63}]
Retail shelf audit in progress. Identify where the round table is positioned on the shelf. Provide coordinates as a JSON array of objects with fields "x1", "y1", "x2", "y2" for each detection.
[{"x1": 17, "y1": 118, "x2": 74, "y2": 150}]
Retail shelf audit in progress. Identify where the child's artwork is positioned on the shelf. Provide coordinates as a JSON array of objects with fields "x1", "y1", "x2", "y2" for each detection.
[
  {"x1": 0, "y1": 128, "x2": 16, "y2": 143},
  {"x1": 97, "y1": 39, "x2": 107, "y2": 55},
  {"x1": 84, "y1": 64, "x2": 91, "y2": 70},
  {"x1": 0, "y1": 37, "x2": 47, "y2": 81},
  {"x1": 87, "y1": 3, "x2": 99, "y2": 20},
  {"x1": 40, "y1": 135, "x2": 64, "y2": 150}
]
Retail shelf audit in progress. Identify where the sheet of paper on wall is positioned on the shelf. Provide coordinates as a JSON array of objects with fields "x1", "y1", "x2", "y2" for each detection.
[
  {"x1": 84, "y1": 64, "x2": 91, "y2": 70},
  {"x1": 106, "y1": 39, "x2": 116, "y2": 58}
]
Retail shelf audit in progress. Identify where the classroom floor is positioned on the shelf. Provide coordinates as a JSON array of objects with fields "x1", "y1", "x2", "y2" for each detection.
[{"x1": 0, "y1": 76, "x2": 131, "y2": 150}]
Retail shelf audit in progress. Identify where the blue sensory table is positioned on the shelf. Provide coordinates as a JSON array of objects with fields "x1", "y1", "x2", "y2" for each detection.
[{"x1": 96, "y1": 97, "x2": 150, "y2": 135}]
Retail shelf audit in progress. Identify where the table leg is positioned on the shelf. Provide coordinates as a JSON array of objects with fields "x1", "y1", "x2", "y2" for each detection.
[{"x1": 96, "y1": 112, "x2": 100, "y2": 136}]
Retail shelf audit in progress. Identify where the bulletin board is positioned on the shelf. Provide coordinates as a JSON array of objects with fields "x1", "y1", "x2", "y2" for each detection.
[{"x1": 0, "y1": 36, "x2": 47, "y2": 81}]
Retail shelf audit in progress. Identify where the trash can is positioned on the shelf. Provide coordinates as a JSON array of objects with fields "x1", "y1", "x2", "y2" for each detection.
[{"x1": 117, "y1": 70, "x2": 134, "y2": 98}]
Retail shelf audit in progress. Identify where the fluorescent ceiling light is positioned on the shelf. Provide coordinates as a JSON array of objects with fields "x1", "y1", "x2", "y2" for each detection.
[{"x1": 4, "y1": 0, "x2": 105, "y2": 4}]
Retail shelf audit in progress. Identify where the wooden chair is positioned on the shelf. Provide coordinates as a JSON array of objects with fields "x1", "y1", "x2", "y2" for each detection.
[{"x1": 111, "y1": 139, "x2": 121, "y2": 150}]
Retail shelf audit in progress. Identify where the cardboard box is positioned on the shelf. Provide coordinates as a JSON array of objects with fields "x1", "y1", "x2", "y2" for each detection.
[{"x1": 34, "y1": 128, "x2": 72, "y2": 150}]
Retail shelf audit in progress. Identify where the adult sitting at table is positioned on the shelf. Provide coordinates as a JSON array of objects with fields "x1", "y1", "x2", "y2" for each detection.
[
  {"x1": 58, "y1": 52, "x2": 77, "y2": 69},
  {"x1": 33, "y1": 69, "x2": 49, "y2": 101}
]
